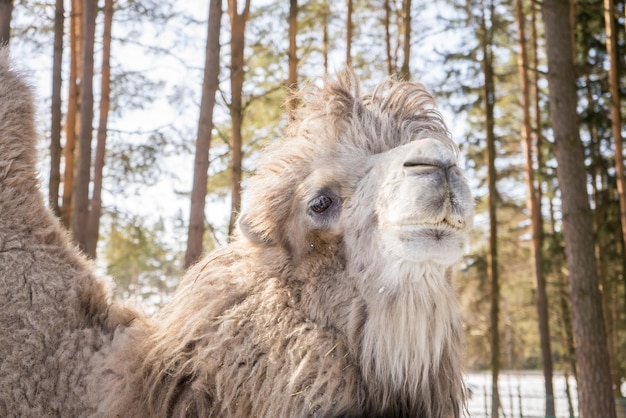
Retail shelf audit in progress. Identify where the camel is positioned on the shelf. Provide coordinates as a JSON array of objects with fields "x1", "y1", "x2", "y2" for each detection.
[{"x1": 0, "y1": 51, "x2": 473, "y2": 417}]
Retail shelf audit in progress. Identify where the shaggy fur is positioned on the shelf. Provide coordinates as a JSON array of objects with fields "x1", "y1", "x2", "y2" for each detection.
[
  {"x1": 0, "y1": 50, "x2": 473, "y2": 418},
  {"x1": 0, "y1": 51, "x2": 139, "y2": 417}
]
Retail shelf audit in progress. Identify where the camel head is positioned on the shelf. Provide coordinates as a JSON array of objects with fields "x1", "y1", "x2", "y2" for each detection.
[{"x1": 237, "y1": 73, "x2": 473, "y2": 283}]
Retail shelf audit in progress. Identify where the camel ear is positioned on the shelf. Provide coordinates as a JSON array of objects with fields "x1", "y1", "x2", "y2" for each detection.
[{"x1": 237, "y1": 212, "x2": 276, "y2": 246}]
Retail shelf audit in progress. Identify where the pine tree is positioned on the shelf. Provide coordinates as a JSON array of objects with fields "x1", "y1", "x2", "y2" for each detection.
[
  {"x1": 49, "y1": 0, "x2": 64, "y2": 217},
  {"x1": 85, "y1": 0, "x2": 114, "y2": 258},
  {"x1": 227, "y1": 0, "x2": 251, "y2": 237},
  {"x1": 515, "y1": 0, "x2": 555, "y2": 414},
  {"x1": 346, "y1": 0, "x2": 353, "y2": 67},
  {"x1": 471, "y1": 0, "x2": 502, "y2": 414},
  {"x1": 71, "y1": 0, "x2": 98, "y2": 252},
  {"x1": 185, "y1": 0, "x2": 223, "y2": 268},
  {"x1": 542, "y1": 0, "x2": 617, "y2": 415},
  {"x1": 287, "y1": 0, "x2": 298, "y2": 119},
  {"x1": 399, "y1": 0, "x2": 411, "y2": 79},
  {"x1": 61, "y1": 0, "x2": 83, "y2": 227}
]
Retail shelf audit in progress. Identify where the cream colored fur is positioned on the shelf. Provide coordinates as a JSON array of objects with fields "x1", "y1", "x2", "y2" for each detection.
[{"x1": 0, "y1": 49, "x2": 473, "y2": 417}]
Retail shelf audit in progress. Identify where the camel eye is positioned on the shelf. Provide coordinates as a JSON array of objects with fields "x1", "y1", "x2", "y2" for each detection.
[{"x1": 310, "y1": 195, "x2": 333, "y2": 213}]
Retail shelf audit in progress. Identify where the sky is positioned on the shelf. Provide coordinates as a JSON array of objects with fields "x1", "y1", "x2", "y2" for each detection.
[{"x1": 8, "y1": 0, "x2": 486, "y2": 254}]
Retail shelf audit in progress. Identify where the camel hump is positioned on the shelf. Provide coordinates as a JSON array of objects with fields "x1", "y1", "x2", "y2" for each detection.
[{"x1": 0, "y1": 47, "x2": 39, "y2": 186}]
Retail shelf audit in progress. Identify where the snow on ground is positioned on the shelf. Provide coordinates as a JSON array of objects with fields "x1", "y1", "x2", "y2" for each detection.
[{"x1": 466, "y1": 370, "x2": 626, "y2": 417}]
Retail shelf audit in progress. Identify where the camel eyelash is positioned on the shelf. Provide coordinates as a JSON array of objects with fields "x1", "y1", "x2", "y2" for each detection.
[{"x1": 309, "y1": 195, "x2": 334, "y2": 213}]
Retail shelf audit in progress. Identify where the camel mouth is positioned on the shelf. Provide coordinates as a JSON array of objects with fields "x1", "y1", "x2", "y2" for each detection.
[
  {"x1": 380, "y1": 221, "x2": 468, "y2": 264},
  {"x1": 390, "y1": 220, "x2": 466, "y2": 234},
  {"x1": 391, "y1": 222, "x2": 464, "y2": 244},
  {"x1": 385, "y1": 220, "x2": 469, "y2": 246}
]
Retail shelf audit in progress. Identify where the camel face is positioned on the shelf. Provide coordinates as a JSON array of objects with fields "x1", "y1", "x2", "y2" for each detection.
[
  {"x1": 289, "y1": 136, "x2": 473, "y2": 269},
  {"x1": 375, "y1": 137, "x2": 473, "y2": 265}
]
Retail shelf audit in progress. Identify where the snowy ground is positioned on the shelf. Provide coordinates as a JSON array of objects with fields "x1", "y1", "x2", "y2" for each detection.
[{"x1": 464, "y1": 370, "x2": 626, "y2": 418}]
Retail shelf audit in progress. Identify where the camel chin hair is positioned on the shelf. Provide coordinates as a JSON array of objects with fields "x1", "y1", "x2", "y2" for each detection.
[{"x1": 0, "y1": 49, "x2": 473, "y2": 418}]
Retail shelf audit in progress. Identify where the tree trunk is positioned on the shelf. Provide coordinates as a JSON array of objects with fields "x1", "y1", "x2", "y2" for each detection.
[
  {"x1": 346, "y1": 0, "x2": 352, "y2": 67},
  {"x1": 515, "y1": 0, "x2": 555, "y2": 415},
  {"x1": 548, "y1": 187, "x2": 578, "y2": 381},
  {"x1": 287, "y1": 0, "x2": 298, "y2": 120},
  {"x1": 399, "y1": 0, "x2": 411, "y2": 79},
  {"x1": 227, "y1": 0, "x2": 250, "y2": 238},
  {"x1": 61, "y1": 0, "x2": 83, "y2": 228},
  {"x1": 534, "y1": 4, "x2": 574, "y2": 390},
  {"x1": 322, "y1": 0, "x2": 329, "y2": 74},
  {"x1": 0, "y1": 0, "x2": 12, "y2": 46},
  {"x1": 384, "y1": 0, "x2": 393, "y2": 75},
  {"x1": 541, "y1": 0, "x2": 617, "y2": 416},
  {"x1": 71, "y1": 0, "x2": 97, "y2": 252},
  {"x1": 184, "y1": 0, "x2": 222, "y2": 268},
  {"x1": 49, "y1": 0, "x2": 64, "y2": 217},
  {"x1": 603, "y1": 0, "x2": 626, "y2": 393},
  {"x1": 530, "y1": 0, "x2": 543, "y2": 171},
  {"x1": 85, "y1": 0, "x2": 113, "y2": 259},
  {"x1": 478, "y1": 0, "x2": 500, "y2": 415},
  {"x1": 533, "y1": 0, "x2": 563, "y2": 401}
]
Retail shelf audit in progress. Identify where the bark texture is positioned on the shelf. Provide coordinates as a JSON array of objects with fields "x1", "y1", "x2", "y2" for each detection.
[
  {"x1": 542, "y1": 0, "x2": 616, "y2": 416},
  {"x1": 184, "y1": 0, "x2": 222, "y2": 268}
]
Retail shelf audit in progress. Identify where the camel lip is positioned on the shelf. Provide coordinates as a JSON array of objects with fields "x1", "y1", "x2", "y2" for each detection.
[{"x1": 386, "y1": 220, "x2": 465, "y2": 233}]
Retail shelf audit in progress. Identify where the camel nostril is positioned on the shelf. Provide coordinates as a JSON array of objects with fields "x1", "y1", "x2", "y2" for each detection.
[
  {"x1": 402, "y1": 157, "x2": 439, "y2": 168},
  {"x1": 402, "y1": 158, "x2": 449, "y2": 178}
]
